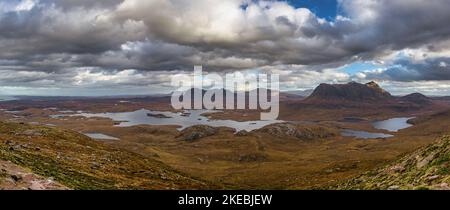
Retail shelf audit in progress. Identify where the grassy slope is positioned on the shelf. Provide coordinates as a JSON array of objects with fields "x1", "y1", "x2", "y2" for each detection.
[
  {"x1": 335, "y1": 135, "x2": 450, "y2": 190},
  {"x1": 0, "y1": 121, "x2": 214, "y2": 189}
]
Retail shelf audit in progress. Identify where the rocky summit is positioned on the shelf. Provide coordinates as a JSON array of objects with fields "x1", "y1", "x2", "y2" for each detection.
[{"x1": 306, "y1": 81, "x2": 392, "y2": 102}]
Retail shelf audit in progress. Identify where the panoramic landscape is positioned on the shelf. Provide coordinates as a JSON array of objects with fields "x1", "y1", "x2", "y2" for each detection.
[
  {"x1": 1, "y1": 81, "x2": 449, "y2": 190},
  {"x1": 0, "y1": 0, "x2": 450, "y2": 191}
]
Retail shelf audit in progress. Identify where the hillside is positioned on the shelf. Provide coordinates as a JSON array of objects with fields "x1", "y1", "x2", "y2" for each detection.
[
  {"x1": 254, "y1": 123, "x2": 338, "y2": 140},
  {"x1": 401, "y1": 93, "x2": 432, "y2": 105},
  {"x1": 336, "y1": 135, "x2": 450, "y2": 190},
  {"x1": 0, "y1": 121, "x2": 212, "y2": 189}
]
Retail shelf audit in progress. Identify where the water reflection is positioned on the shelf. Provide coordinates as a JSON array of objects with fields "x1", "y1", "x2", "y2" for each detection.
[
  {"x1": 83, "y1": 133, "x2": 119, "y2": 140},
  {"x1": 341, "y1": 129, "x2": 394, "y2": 139},
  {"x1": 341, "y1": 117, "x2": 413, "y2": 139},
  {"x1": 372, "y1": 117, "x2": 414, "y2": 132}
]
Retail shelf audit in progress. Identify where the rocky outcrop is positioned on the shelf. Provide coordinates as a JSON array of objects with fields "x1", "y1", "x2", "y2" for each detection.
[
  {"x1": 176, "y1": 125, "x2": 218, "y2": 141},
  {"x1": 255, "y1": 123, "x2": 337, "y2": 140},
  {"x1": 0, "y1": 160, "x2": 68, "y2": 190},
  {"x1": 337, "y1": 135, "x2": 450, "y2": 190}
]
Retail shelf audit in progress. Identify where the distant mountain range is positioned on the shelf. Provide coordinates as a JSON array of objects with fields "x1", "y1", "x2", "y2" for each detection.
[{"x1": 302, "y1": 81, "x2": 434, "y2": 105}]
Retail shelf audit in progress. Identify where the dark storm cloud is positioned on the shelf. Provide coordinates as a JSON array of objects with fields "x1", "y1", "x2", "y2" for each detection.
[
  {"x1": 2, "y1": 0, "x2": 450, "y2": 71},
  {"x1": 109, "y1": 0, "x2": 450, "y2": 69},
  {"x1": 0, "y1": 0, "x2": 146, "y2": 60},
  {"x1": 338, "y1": 0, "x2": 450, "y2": 57}
]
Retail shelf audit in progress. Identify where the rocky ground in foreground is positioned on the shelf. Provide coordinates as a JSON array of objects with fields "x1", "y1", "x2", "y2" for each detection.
[
  {"x1": 0, "y1": 121, "x2": 213, "y2": 190},
  {"x1": 0, "y1": 160, "x2": 68, "y2": 190},
  {"x1": 335, "y1": 135, "x2": 450, "y2": 190}
]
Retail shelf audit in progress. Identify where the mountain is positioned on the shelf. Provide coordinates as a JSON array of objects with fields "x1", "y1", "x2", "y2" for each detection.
[
  {"x1": 305, "y1": 81, "x2": 392, "y2": 102},
  {"x1": 401, "y1": 93, "x2": 432, "y2": 105},
  {"x1": 172, "y1": 88, "x2": 281, "y2": 109},
  {"x1": 336, "y1": 135, "x2": 450, "y2": 190}
]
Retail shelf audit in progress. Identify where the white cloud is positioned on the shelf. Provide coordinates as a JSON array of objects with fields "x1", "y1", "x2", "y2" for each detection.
[{"x1": 15, "y1": 0, "x2": 36, "y2": 11}]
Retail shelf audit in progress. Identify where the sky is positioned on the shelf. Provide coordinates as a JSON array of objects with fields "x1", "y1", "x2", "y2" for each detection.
[
  {"x1": 1, "y1": 0, "x2": 450, "y2": 96},
  {"x1": 289, "y1": 0, "x2": 337, "y2": 20}
]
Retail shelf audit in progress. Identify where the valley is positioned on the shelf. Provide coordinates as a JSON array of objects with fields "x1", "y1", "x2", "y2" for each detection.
[{"x1": 0, "y1": 81, "x2": 449, "y2": 189}]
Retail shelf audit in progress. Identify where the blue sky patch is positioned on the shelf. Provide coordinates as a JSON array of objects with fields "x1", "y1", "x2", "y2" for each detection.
[
  {"x1": 339, "y1": 62, "x2": 385, "y2": 74},
  {"x1": 288, "y1": 0, "x2": 338, "y2": 20}
]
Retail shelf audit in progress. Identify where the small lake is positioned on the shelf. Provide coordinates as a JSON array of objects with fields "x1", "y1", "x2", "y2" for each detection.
[
  {"x1": 51, "y1": 109, "x2": 414, "y2": 139},
  {"x1": 54, "y1": 109, "x2": 282, "y2": 132},
  {"x1": 341, "y1": 129, "x2": 394, "y2": 139},
  {"x1": 372, "y1": 117, "x2": 414, "y2": 132},
  {"x1": 83, "y1": 133, "x2": 119, "y2": 140},
  {"x1": 341, "y1": 117, "x2": 414, "y2": 139}
]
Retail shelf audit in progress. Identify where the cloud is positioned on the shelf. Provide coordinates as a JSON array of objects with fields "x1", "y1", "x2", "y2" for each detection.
[
  {"x1": 0, "y1": 1, "x2": 147, "y2": 57},
  {"x1": 358, "y1": 54, "x2": 450, "y2": 82},
  {"x1": 2, "y1": 0, "x2": 450, "y2": 71},
  {"x1": 374, "y1": 80, "x2": 450, "y2": 96},
  {"x1": 0, "y1": 0, "x2": 450, "y2": 95},
  {"x1": 350, "y1": 45, "x2": 450, "y2": 96},
  {"x1": 258, "y1": 64, "x2": 351, "y2": 90},
  {"x1": 111, "y1": 0, "x2": 450, "y2": 67}
]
